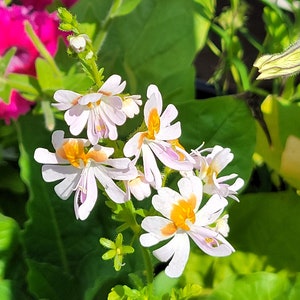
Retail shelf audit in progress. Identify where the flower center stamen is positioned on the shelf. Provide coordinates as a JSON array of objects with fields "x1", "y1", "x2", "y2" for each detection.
[
  {"x1": 56, "y1": 139, "x2": 107, "y2": 168},
  {"x1": 146, "y1": 108, "x2": 160, "y2": 140},
  {"x1": 161, "y1": 194, "x2": 196, "y2": 236}
]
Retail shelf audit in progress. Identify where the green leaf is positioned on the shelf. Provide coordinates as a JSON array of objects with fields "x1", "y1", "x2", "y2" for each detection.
[
  {"x1": 6, "y1": 73, "x2": 40, "y2": 100},
  {"x1": 35, "y1": 58, "x2": 63, "y2": 94},
  {"x1": 255, "y1": 95, "x2": 300, "y2": 189},
  {"x1": 100, "y1": 0, "x2": 196, "y2": 103},
  {"x1": 193, "y1": 0, "x2": 215, "y2": 51},
  {"x1": 179, "y1": 96, "x2": 256, "y2": 187},
  {"x1": 229, "y1": 190, "x2": 300, "y2": 272},
  {"x1": 110, "y1": 0, "x2": 142, "y2": 18},
  {"x1": 207, "y1": 272, "x2": 291, "y2": 300},
  {"x1": 0, "y1": 48, "x2": 17, "y2": 103}
]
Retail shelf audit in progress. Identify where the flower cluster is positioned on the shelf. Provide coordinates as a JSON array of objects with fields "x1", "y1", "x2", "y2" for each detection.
[{"x1": 34, "y1": 71, "x2": 243, "y2": 277}]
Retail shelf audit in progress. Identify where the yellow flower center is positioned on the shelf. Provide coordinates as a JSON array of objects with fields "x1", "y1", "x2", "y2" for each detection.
[
  {"x1": 137, "y1": 108, "x2": 161, "y2": 149},
  {"x1": 161, "y1": 194, "x2": 196, "y2": 236},
  {"x1": 146, "y1": 108, "x2": 160, "y2": 140},
  {"x1": 56, "y1": 139, "x2": 107, "y2": 168}
]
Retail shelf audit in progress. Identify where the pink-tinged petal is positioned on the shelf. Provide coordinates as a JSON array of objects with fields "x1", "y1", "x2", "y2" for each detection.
[
  {"x1": 86, "y1": 112, "x2": 102, "y2": 145},
  {"x1": 195, "y1": 194, "x2": 228, "y2": 226},
  {"x1": 152, "y1": 189, "x2": 181, "y2": 218},
  {"x1": 101, "y1": 98, "x2": 126, "y2": 125},
  {"x1": 93, "y1": 145, "x2": 114, "y2": 158},
  {"x1": 177, "y1": 176, "x2": 203, "y2": 211},
  {"x1": 78, "y1": 93, "x2": 101, "y2": 105},
  {"x1": 75, "y1": 169, "x2": 98, "y2": 220},
  {"x1": 102, "y1": 94, "x2": 123, "y2": 110},
  {"x1": 65, "y1": 106, "x2": 89, "y2": 136},
  {"x1": 142, "y1": 144, "x2": 162, "y2": 188},
  {"x1": 149, "y1": 142, "x2": 194, "y2": 171},
  {"x1": 140, "y1": 216, "x2": 174, "y2": 246},
  {"x1": 189, "y1": 227, "x2": 234, "y2": 256},
  {"x1": 34, "y1": 148, "x2": 65, "y2": 164},
  {"x1": 230, "y1": 177, "x2": 244, "y2": 193},
  {"x1": 104, "y1": 162, "x2": 137, "y2": 181},
  {"x1": 153, "y1": 233, "x2": 190, "y2": 278},
  {"x1": 210, "y1": 147, "x2": 234, "y2": 173},
  {"x1": 41, "y1": 165, "x2": 78, "y2": 183},
  {"x1": 51, "y1": 130, "x2": 65, "y2": 150},
  {"x1": 123, "y1": 132, "x2": 144, "y2": 158},
  {"x1": 99, "y1": 74, "x2": 126, "y2": 95},
  {"x1": 54, "y1": 172, "x2": 81, "y2": 200},
  {"x1": 104, "y1": 157, "x2": 130, "y2": 169},
  {"x1": 146, "y1": 84, "x2": 162, "y2": 115},
  {"x1": 217, "y1": 173, "x2": 238, "y2": 183},
  {"x1": 97, "y1": 108, "x2": 119, "y2": 140},
  {"x1": 93, "y1": 167, "x2": 126, "y2": 203},
  {"x1": 160, "y1": 104, "x2": 178, "y2": 128},
  {"x1": 156, "y1": 121, "x2": 181, "y2": 141},
  {"x1": 53, "y1": 90, "x2": 81, "y2": 110}
]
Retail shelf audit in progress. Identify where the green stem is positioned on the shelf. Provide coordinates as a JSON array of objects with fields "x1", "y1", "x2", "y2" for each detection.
[
  {"x1": 24, "y1": 21, "x2": 61, "y2": 76},
  {"x1": 141, "y1": 245, "x2": 154, "y2": 284},
  {"x1": 90, "y1": 58, "x2": 103, "y2": 88}
]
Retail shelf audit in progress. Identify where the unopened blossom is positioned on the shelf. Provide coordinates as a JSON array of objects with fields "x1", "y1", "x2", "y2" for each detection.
[
  {"x1": 69, "y1": 34, "x2": 90, "y2": 53},
  {"x1": 0, "y1": 3, "x2": 64, "y2": 123},
  {"x1": 53, "y1": 75, "x2": 128, "y2": 144},
  {"x1": 123, "y1": 84, "x2": 194, "y2": 188},
  {"x1": 254, "y1": 39, "x2": 300, "y2": 80},
  {"x1": 191, "y1": 145, "x2": 244, "y2": 201},
  {"x1": 140, "y1": 176, "x2": 234, "y2": 278},
  {"x1": 34, "y1": 130, "x2": 137, "y2": 220},
  {"x1": 125, "y1": 171, "x2": 151, "y2": 201}
]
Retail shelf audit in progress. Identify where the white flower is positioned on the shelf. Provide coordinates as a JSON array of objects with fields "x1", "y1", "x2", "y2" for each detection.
[
  {"x1": 121, "y1": 94, "x2": 142, "y2": 118},
  {"x1": 140, "y1": 176, "x2": 234, "y2": 278},
  {"x1": 125, "y1": 171, "x2": 152, "y2": 201},
  {"x1": 123, "y1": 84, "x2": 194, "y2": 188},
  {"x1": 191, "y1": 145, "x2": 244, "y2": 201},
  {"x1": 53, "y1": 75, "x2": 128, "y2": 144},
  {"x1": 34, "y1": 130, "x2": 137, "y2": 220}
]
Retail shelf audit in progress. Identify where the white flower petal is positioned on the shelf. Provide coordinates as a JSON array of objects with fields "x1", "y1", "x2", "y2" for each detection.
[
  {"x1": 142, "y1": 144, "x2": 162, "y2": 188},
  {"x1": 123, "y1": 132, "x2": 143, "y2": 158},
  {"x1": 99, "y1": 74, "x2": 126, "y2": 95},
  {"x1": 160, "y1": 104, "x2": 178, "y2": 128},
  {"x1": 41, "y1": 165, "x2": 78, "y2": 183},
  {"x1": 195, "y1": 194, "x2": 228, "y2": 226},
  {"x1": 153, "y1": 234, "x2": 190, "y2": 278},
  {"x1": 75, "y1": 169, "x2": 98, "y2": 220},
  {"x1": 53, "y1": 90, "x2": 80, "y2": 110},
  {"x1": 54, "y1": 171, "x2": 81, "y2": 200},
  {"x1": 156, "y1": 121, "x2": 181, "y2": 141},
  {"x1": 152, "y1": 189, "x2": 181, "y2": 218},
  {"x1": 177, "y1": 176, "x2": 203, "y2": 211},
  {"x1": 34, "y1": 148, "x2": 63, "y2": 164},
  {"x1": 189, "y1": 227, "x2": 234, "y2": 257},
  {"x1": 140, "y1": 216, "x2": 174, "y2": 246}
]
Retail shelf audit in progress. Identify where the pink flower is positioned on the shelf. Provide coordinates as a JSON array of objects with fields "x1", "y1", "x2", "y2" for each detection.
[
  {"x1": 18, "y1": 0, "x2": 78, "y2": 11},
  {"x1": 0, "y1": 3, "x2": 64, "y2": 123}
]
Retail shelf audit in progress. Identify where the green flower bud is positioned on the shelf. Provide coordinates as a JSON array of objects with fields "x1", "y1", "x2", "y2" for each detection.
[
  {"x1": 254, "y1": 40, "x2": 300, "y2": 80},
  {"x1": 57, "y1": 7, "x2": 73, "y2": 24}
]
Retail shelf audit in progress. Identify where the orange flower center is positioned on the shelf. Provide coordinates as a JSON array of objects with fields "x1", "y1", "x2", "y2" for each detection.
[
  {"x1": 146, "y1": 108, "x2": 160, "y2": 140},
  {"x1": 56, "y1": 139, "x2": 107, "y2": 168},
  {"x1": 161, "y1": 194, "x2": 197, "y2": 236}
]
